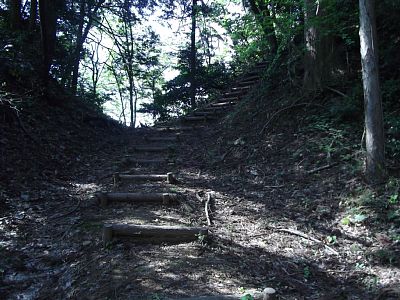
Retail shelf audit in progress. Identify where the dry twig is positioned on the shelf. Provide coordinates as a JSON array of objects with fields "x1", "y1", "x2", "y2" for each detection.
[
  {"x1": 306, "y1": 162, "x2": 339, "y2": 175},
  {"x1": 205, "y1": 192, "x2": 212, "y2": 226},
  {"x1": 259, "y1": 102, "x2": 324, "y2": 134}
]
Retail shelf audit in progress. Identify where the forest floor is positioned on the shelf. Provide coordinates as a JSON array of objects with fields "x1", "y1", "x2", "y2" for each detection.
[{"x1": 1, "y1": 93, "x2": 400, "y2": 300}]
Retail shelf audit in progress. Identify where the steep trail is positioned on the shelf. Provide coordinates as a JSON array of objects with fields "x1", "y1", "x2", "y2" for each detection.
[
  {"x1": 78, "y1": 62, "x2": 269, "y2": 299},
  {"x1": 3, "y1": 61, "x2": 397, "y2": 300}
]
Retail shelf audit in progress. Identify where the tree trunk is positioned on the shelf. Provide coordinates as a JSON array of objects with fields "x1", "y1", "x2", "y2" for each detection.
[
  {"x1": 111, "y1": 62, "x2": 127, "y2": 125},
  {"x1": 29, "y1": 0, "x2": 38, "y2": 30},
  {"x1": 303, "y1": 0, "x2": 321, "y2": 90},
  {"x1": 70, "y1": 0, "x2": 105, "y2": 95},
  {"x1": 248, "y1": 0, "x2": 277, "y2": 55},
  {"x1": 8, "y1": 0, "x2": 22, "y2": 30},
  {"x1": 39, "y1": 0, "x2": 58, "y2": 97},
  {"x1": 359, "y1": 0, "x2": 386, "y2": 183},
  {"x1": 189, "y1": 0, "x2": 197, "y2": 109},
  {"x1": 129, "y1": 75, "x2": 134, "y2": 127},
  {"x1": 70, "y1": 0, "x2": 86, "y2": 95}
]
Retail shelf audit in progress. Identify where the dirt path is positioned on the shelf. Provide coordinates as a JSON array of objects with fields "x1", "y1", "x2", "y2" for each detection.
[{"x1": 2, "y1": 65, "x2": 400, "y2": 299}]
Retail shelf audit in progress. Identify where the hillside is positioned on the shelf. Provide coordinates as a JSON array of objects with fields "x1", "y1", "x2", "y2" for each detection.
[
  {"x1": 1, "y1": 1, "x2": 400, "y2": 299},
  {"x1": 1, "y1": 67, "x2": 400, "y2": 299}
]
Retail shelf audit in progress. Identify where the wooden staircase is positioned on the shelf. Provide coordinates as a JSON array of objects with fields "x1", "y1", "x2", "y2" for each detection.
[
  {"x1": 92, "y1": 61, "x2": 268, "y2": 298},
  {"x1": 179, "y1": 63, "x2": 264, "y2": 125}
]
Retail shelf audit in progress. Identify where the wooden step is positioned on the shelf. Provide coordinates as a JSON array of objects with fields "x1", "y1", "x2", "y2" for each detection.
[
  {"x1": 121, "y1": 158, "x2": 176, "y2": 166},
  {"x1": 96, "y1": 192, "x2": 179, "y2": 207},
  {"x1": 219, "y1": 96, "x2": 239, "y2": 102},
  {"x1": 154, "y1": 126, "x2": 203, "y2": 132},
  {"x1": 133, "y1": 145, "x2": 174, "y2": 152},
  {"x1": 103, "y1": 224, "x2": 208, "y2": 245},
  {"x1": 181, "y1": 116, "x2": 207, "y2": 122},
  {"x1": 113, "y1": 172, "x2": 177, "y2": 185},
  {"x1": 145, "y1": 136, "x2": 179, "y2": 143},
  {"x1": 231, "y1": 85, "x2": 251, "y2": 91},
  {"x1": 223, "y1": 91, "x2": 243, "y2": 97},
  {"x1": 238, "y1": 80, "x2": 258, "y2": 86},
  {"x1": 210, "y1": 102, "x2": 236, "y2": 108},
  {"x1": 239, "y1": 75, "x2": 260, "y2": 82},
  {"x1": 193, "y1": 111, "x2": 217, "y2": 117},
  {"x1": 202, "y1": 106, "x2": 226, "y2": 112}
]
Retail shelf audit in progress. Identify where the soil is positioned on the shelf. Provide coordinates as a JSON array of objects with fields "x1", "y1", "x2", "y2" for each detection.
[{"x1": 1, "y1": 94, "x2": 400, "y2": 300}]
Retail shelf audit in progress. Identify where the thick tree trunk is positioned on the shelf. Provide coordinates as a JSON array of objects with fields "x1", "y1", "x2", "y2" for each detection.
[
  {"x1": 248, "y1": 0, "x2": 277, "y2": 54},
  {"x1": 303, "y1": 0, "x2": 321, "y2": 90},
  {"x1": 359, "y1": 0, "x2": 386, "y2": 183},
  {"x1": 189, "y1": 0, "x2": 197, "y2": 109},
  {"x1": 39, "y1": 0, "x2": 58, "y2": 97},
  {"x1": 70, "y1": 0, "x2": 86, "y2": 94},
  {"x1": 8, "y1": 0, "x2": 22, "y2": 30},
  {"x1": 29, "y1": 0, "x2": 38, "y2": 30}
]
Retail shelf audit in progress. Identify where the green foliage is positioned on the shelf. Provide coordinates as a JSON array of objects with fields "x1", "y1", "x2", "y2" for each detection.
[
  {"x1": 326, "y1": 235, "x2": 337, "y2": 245},
  {"x1": 328, "y1": 86, "x2": 363, "y2": 123},
  {"x1": 386, "y1": 114, "x2": 400, "y2": 159},
  {"x1": 240, "y1": 294, "x2": 254, "y2": 300},
  {"x1": 303, "y1": 266, "x2": 311, "y2": 279},
  {"x1": 388, "y1": 194, "x2": 398, "y2": 205},
  {"x1": 368, "y1": 249, "x2": 398, "y2": 266},
  {"x1": 141, "y1": 48, "x2": 230, "y2": 122}
]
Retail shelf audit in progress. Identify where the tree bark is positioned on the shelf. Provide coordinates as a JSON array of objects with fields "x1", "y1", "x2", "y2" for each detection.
[
  {"x1": 189, "y1": 0, "x2": 197, "y2": 109},
  {"x1": 39, "y1": 0, "x2": 58, "y2": 96},
  {"x1": 359, "y1": 0, "x2": 386, "y2": 183},
  {"x1": 248, "y1": 0, "x2": 277, "y2": 54},
  {"x1": 29, "y1": 0, "x2": 38, "y2": 30},
  {"x1": 70, "y1": 0, "x2": 105, "y2": 95},
  {"x1": 8, "y1": 0, "x2": 22, "y2": 30},
  {"x1": 303, "y1": 0, "x2": 321, "y2": 90}
]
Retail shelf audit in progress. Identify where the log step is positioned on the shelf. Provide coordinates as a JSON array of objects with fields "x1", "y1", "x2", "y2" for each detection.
[
  {"x1": 103, "y1": 224, "x2": 208, "y2": 245},
  {"x1": 231, "y1": 86, "x2": 251, "y2": 91},
  {"x1": 211, "y1": 101, "x2": 236, "y2": 107},
  {"x1": 193, "y1": 111, "x2": 217, "y2": 117},
  {"x1": 114, "y1": 172, "x2": 177, "y2": 184},
  {"x1": 219, "y1": 96, "x2": 239, "y2": 102},
  {"x1": 238, "y1": 79, "x2": 259, "y2": 86},
  {"x1": 122, "y1": 158, "x2": 176, "y2": 165},
  {"x1": 154, "y1": 126, "x2": 204, "y2": 132},
  {"x1": 145, "y1": 136, "x2": 179, "y2": 142},
  {"x1": 241, "y1": 74, "x2": 261, "y2": 80},
  {"x1": 96, "y1": 192, "x2": 180, "y2": 207},
  {"x1": 223, "y1": 91, "x2": 243, "y2": 97},
  {"x1": 182, "y1": 116, "x2": 207, "y2": 122},
  {"x1": 202, "y1": 105, "x2": 229, "y2": 111},
  {"x1": 133, "y1": 145, "x2": 174, "y2": 152}
]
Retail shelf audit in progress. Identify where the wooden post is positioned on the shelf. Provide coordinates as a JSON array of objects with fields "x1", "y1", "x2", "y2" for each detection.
[
  {"x1": 133, "y1": 146, "x2": 174, "y2": 152},
  {"x1": 114, "y1": 172, "x2": 177, "y2": 184},
  {"x1": 102, "y1": 224, "x2": 208, "y2": 244},
  {"x1": 96, "y1": 192, "x2": 108, "y2": 207},
  {"x1": 103, "y1": 224, "x2": 113, "y2": 246},
  {"x1": 145, "y1": 136, "x2": 179, "y2": 143},
  {"x1": 121, "y1": 158, "x2": 176, "y2": 166},
  {"x1": 95, "y1": 192, "x2": 180, "y2": 207}
]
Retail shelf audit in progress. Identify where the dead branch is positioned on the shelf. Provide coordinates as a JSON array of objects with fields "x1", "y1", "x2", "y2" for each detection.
[
  {"x1": 277, "y1": 228, "x2": 339, "y2": 255},
  {"x1": 50, "y1": 198, "x2": 82, "y2": 220},
  {"x1": 250, "y1": 227, "x2": 339, "y2": 255},
  {"x1": 306, "y1": 162, "x2": 339, "y2": 175},
  {"x1": 259, "y1": 102, "x2": 324, "y2": 135},
  {"x1": 205, "y1": 192, "x2": 212, "y2": 226},
  {"x1": 325, "y1": 86, "x2": 349, "y2": 98}
]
